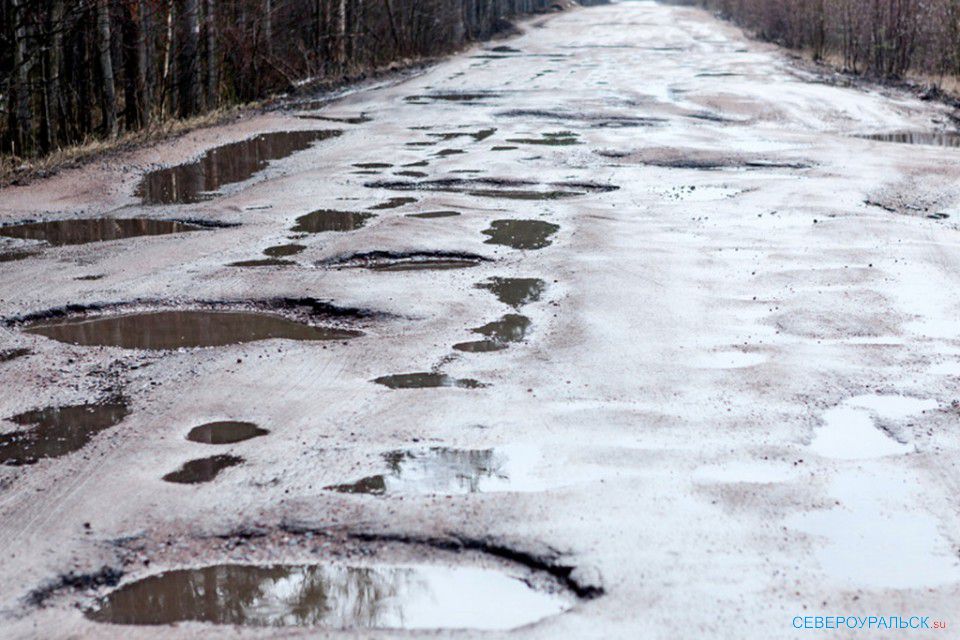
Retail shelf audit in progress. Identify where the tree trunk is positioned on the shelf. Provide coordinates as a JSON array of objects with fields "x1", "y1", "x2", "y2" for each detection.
[
  {"x1": 264, "y1": 0, "x2": 272, "y2": 55},
  {"x1": 338, "y1": 0, "x2": 347, "y2": 65},
  {"x1": 96, "y1": 0, "x2": 118, "y2": 137},
  {"x1": 11, "y1": 0, "x2": 34, "y2": 155},
  {"x1": 137, "y1": 0, "x2": 152, "y2": 125},
  {"x1": 205, "y1": 0, "x2": 217, "y2": 108},
  {"x1": 177, "y1": 0, "x2": 200, "y2": 117}
]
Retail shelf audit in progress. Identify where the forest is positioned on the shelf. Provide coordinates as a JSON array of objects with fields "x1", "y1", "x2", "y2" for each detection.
[
  {"x1": 0, "y1": 0, "x2": 583, "y2": 160},
  {"x1": 669, "y1": 0, "x2": 960, "y2": 82}
]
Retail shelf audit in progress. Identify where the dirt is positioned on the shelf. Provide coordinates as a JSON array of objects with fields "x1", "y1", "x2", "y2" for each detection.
[{"x1": 2, "y1": 1, "x2": 960, "y2": 637}]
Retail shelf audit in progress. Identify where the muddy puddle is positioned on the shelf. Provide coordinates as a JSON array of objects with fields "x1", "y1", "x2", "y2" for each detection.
[
  {"x1": 327, "y1": 447, "x2": 537, "y2": 495},
  {"x1": 228, "y1": 258, "x2": 294, "y2": 268},
  {"x1": 291, "y1": 209, "x2": 374, "y2": 233},
  {"x1": 476, "y1": 277, "x2": 545, "y2": 308},
  {"x1": 186, "y1": 421, "x2": 268, "y2": 445},
  {"x1": 405, "y1": 91, "x2": 502, "y2": 104},
  {"x1": 137, "y1": 130, "x2": 339, "y2": 204},
  {"x1": 454, "y1": 314, "x2": 531, "y2": 353},
  {"x1": 860, "y1": 132, "x2": 960, "y2": 147},
  {"x1": 263, "y1": 244, "x2": 305, "y2": 257},
  {"x1": 0, "y1": 219, "x2": 203, "y2": 247},
  {"x1": 428, "y1": 128, "x2": 496, "y2": 142},
  {"x1": 367, "y1": 178, "x2": 616, "y2": 200},
  {"x1": 369, "y1": 197, "x2": 417, "y2": 210},
  {"x1": 406, "y1": 211, "x2": 460, "y2": 219},
  {"x1": 482, "y1": 219, "x2": 559, "y2": 250},
  {"x1": 498, "y1": 109, "x2": 661, "y2": 128},
  {"x1": 373, "y1": 373, "x2": 485, "y2": 389},
  {"x1": 85, "y1": 562, "x2": 569, "y2": 629},
  {"x1": 506, "y1": 131, "x2": 580, "y2": 146},
  {"x1": 24, "y1": 310, "x2": 361, "y2": 350},
  {"x1": 322, "y1": 251, "x2": 488, "y2": 271},
  {"x1": 162, "y1": 455, "x2": 244, "y2": 484},
  {"x1": 0, "y1": 400, "x2": 129, "y2": 466}
]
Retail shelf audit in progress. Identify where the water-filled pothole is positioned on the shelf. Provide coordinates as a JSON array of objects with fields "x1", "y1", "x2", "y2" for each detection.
[
  {"x1": 0, "y1": 219, "x2": 204, "y2": 247},
  {"x1": 859, "y1": 132, "x2": 960, "y2": 147},
  {"x1": 291, "y1": 209, "x2": 375, "y2": 233},
  {"x1": 482, "y1": 219, "x2": 559, "y2": 250},
  {"x1": 405, "y1": 91, "x2": 502, "y2": 104},
  {"x1": 186, "y1": 421, "x2": 268, "y2": 445},
  {"x1": 506, "y1": 131, "x2": 579, "y2": 146},
  {"x1": 228, "y1": 258, "x2": 294, "y2": 268},
  {"x1": 84, "y1": 562, "x2": 570, "y2": 629},
  {"x1": 263, "y1": 244, "x2": 305, "y2": 257},
  {"x1": 0, "y1": 400, "x2": 129, "y2": 466},
  {"x1": 366, "y1": 178, "x2": 615, "y2": 200},
  {"x1": 162, "y1": 455, "x2": 244, "y2": 484},
  {"x1": 454, "y1": 314, "x2": 531, "y2": 353},
  {"x1": 137, "y1": 130, "x2": 340, "y2": 204},
  {"x1": 406, "y1": 211, "x2": 460, "y2": 219},
  {"x1": 327, "y1": 447, "x2": 536, "y2": 495},
  {"x1": 476, "y1": 277, "x2": 546, "y2": 308},
  {"x1": 24, "y1": 310, "x2": 361, "y2": 350},
  {"x1": 369, "y1": 197, "x2": 417, "y2": 210},
  {"x1": 373, "y1": 373, "x2": 485, "y2": 389},
  {"x1": 321, "y1": 251, "x2": 489, "y2": 271}
]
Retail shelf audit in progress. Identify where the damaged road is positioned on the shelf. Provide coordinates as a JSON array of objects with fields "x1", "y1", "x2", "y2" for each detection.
[{"x1": 1, "y1": 0, "x2": 960, "y2": 637}]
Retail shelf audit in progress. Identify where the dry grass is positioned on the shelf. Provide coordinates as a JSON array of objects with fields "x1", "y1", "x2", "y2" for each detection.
[{"x1": 0, "y1": 103, "x2": 258, "y2": 188}]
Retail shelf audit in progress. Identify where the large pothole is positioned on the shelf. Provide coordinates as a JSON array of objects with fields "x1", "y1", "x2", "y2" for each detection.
[
  {"x1": 137, "y1": 130, "x2": 341, "y2": 204},
  {"x1": 33, "y1": 529, "x2": 598, "y2": 631},
  {"x1": 11, "y1": 298, "x2": 373, "y2": 350}
]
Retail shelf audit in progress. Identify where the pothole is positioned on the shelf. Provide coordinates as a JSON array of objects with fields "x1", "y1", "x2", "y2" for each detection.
[
  {"x1": 353, "y1": 162, "x2": 392, "y2": 169},
  {"x1": 291, "y1": 209, "x2": 375, "y2": 233},
  {"x1": 405, "y1": 210, "x2": 460, "y2": 219},
  {"x1": 366, "y1": 178, "x2": 617, "y2": 200},
  {"x1": 454, "y1": 314, "x2": 531, "y2": 353},
  {"x1": 321, "y1": 251, "x2": 489, "y2": 271},
  {"x1": 326, "y1": 446, "x2": 540, "y2": 495},
  {"x1": 162, "y1": 455, "x2": 244, "y2": 484},
  {"x1": 482, "y1": 219, "x2": 559, "y2": 250},
  {"x1": 372, "y1": 373, "x2": 486, "y2": 389},
  {"x1": 497, "y1": 109, "x2": 662, "y2": 128},
  {"x1": 598, "y1": 148, "x2": 811, "y2": 170},
  {"x1": 404, "y1": 91, "x2": 502, "y2": 104},
  {"x1": 227, "y1": 258, "x2": 294, "y2": 268},
  {"x1": 858, "y1": 132, "x2": 960, "y2": 147},
  {"x1": 33, "y1": 528, "x2": 600, "y2": 630},
  {"x1": 25, "y1": 310, "x2": 360, "y2": 350},
  {"x1": 506, "y1": 131, "x2": 580, "y2": 146},
  {"x1": 476, "y1": 277, "x2": 546, "y2": 308},
  {"x1": 16, "y1": 301, "x2": 368, "y2": 350},
  {"x1": 0, "y1": 399, "x2": 129, "y2": 466},
  {"x1": 0, "y1": 219, "x2": 205, "y2": 247},
  {"x1": 263, "y1": 243, "x2": 305, "y2": 257},
  {"x1": 186, "y1": 421, "x2": 269, "y2": 445},
  {"x1": 137, "y1": 130, "x2": 340, "y2": 204},
  {"x1": 427, "y1": 128, "x2": 496, "y2": 142},
  {"x1": 87, "y1": 562, "x2": 572, "y2": 628},
  {"x1": 368, "y1": 197, "x2": 417, "y2": 210}
]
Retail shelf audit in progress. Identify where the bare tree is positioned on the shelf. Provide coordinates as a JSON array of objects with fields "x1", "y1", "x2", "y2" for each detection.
[{"x1": 96, "y1": 0, "x2": 118, "y2": 137}]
